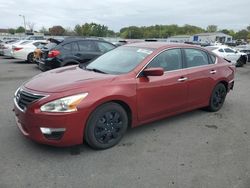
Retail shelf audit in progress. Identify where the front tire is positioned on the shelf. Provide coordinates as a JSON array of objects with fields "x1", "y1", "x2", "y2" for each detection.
[
  {"x1": 206, "y1": 83, "x2": 227, "y2": 112},
  {"x1": 85, "y1": 102, "x2": 128, "y2": 149}
]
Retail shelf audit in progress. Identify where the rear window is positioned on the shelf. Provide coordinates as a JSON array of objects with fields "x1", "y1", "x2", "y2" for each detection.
[
  {"x1": 43, "y1": 42, "x2": 58, "y2": 50},
  {"x1": 20, "y1": 41, "x2": 32, "y2": 45},
  {"x1": 224, "y1": 48, "x2": 235, "y2": 53}
]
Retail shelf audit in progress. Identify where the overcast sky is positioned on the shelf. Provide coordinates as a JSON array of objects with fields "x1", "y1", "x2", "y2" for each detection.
[{"x1": 0, "y1": 0, "x2": 249, "y2": 32}]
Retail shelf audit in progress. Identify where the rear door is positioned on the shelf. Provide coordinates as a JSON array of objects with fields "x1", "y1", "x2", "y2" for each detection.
[
  {"x1": 137, "y1": 48, "x2": 188, "y2": 122},
  {"x1": 76, "y1": 40, "x2": 101, "y2": 63},
  {"x1": 183, "y1": 48, "x2": 217, "y2": 107}
]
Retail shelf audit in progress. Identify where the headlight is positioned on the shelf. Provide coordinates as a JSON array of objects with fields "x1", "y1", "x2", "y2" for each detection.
[{"x1": 40, "y1": 93, "x2": 88, "y2": 113}]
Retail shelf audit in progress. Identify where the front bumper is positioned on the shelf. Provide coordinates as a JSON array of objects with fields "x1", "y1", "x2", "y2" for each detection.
[{"x1": 13, "y1": 99, "x2": 88, "y2": 147}]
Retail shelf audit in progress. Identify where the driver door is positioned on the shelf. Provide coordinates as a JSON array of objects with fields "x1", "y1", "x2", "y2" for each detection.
[{"x1": 136, "y1": 49, "x2": 188, "y2": 122}]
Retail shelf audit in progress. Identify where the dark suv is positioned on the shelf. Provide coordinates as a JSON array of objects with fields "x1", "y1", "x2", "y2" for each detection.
[{"x1": 38, "y1": 38, "x2": 116, "y2": 71}]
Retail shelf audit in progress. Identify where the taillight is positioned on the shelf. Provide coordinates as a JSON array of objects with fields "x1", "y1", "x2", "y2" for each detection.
[
  {"x1": 48, "y1": 50, "x2": 60, "y2": 58},
  {"x1": 14, "y1": 47, "x2": 23, "y2": 51}
]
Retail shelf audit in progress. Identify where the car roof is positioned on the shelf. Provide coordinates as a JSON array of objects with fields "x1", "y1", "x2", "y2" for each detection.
[
  {"x1": 63, "y1": 37, "x2": 109, "y2": 43},
  {"x1": 125, "y1": 42, "x2": 202, "y2": 50}
]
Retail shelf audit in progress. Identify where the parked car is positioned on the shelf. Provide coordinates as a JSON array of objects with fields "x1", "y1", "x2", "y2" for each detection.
[
  {"x1": 235, "y1": 45, "x2": 250, "y2": 62},
  {"x1": 24, "y1": 35, "x2": 45, "y2": 40},
  {"x1": 3, "y1": 40, "x2": 30, "y2": 57},
  {"x1": 38, "y1": 38, "x2": 116, "y2": 71},
  {"x1": 13, "y1": 43, "x2": 235, "y2": 149},
  {"x1": 12, "y1": 40, "x2": 47, "y2": 63},
  {"x1": 239, "y1": 49, "x2": 250, "y2": 62},
  {"x1": 0, "y1": 39, "x2": 19, "y2": 55},
  {"x1": 206, "y1": 45, "x2": 247, "y2": 67}
]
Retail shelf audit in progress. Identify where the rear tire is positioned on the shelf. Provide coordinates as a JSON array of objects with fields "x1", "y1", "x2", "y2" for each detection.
[
  {"x1": 85, "y1": 102, "x2": 128, "y2": 150},
  {"x1": 27, "y1": 53, "x2": 34, "y2": 63},
  {"x1": 206, "y1": 83, "x2": 227, "y2": 112}
]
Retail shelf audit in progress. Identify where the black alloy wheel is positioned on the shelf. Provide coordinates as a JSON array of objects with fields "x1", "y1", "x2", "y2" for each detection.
[
  {"x1": 207, "y1": 83, "x2": 227, "y2": 112},
  {"x1": 27, "y1": 53, "x2": 34, "y2": 63},
  {"x1": 85, "y1": 102, "x2": 128, "y2": 149}
]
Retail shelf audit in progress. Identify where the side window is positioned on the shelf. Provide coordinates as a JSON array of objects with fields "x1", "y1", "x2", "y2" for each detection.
[
  {"x1": 209, "y1": 54, "x2": 216, "y2": 64},
  {"x1": 148, "y1": 49, "x2": 182, "y2": 71},
  {"x1": 71, "y1": 42, "x2": 79, "y2": 52},
  {"x1": 78, "y1": 41, "x2": 96, "y2": 52},
  {"x1": 224, "y1": 48, "x2": 235, "y2": 53},
  {"x1": 33, "y1": 42, "x2": 41, "y2": 47},
  {"x1": 218, "y1": 49, "x2": 224, "y2": 52},
  {"x1": 63, "y1": 43, "x2": 72, "y2": 51},
  {"x1": 97, "y1": 42, "x2": 115, "y2": 53},
  {"x1": 184, "y1": 49, "x2": 209, "y2": 68}
]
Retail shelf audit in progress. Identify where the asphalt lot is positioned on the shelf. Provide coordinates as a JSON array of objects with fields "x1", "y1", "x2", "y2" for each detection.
[{"x1": 0, "y1": 56, "x2": 249, "y2": 188}]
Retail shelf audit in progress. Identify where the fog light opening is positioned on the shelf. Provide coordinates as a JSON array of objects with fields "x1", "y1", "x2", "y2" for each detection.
[{"x1": 40, "y1": 127, "x2": 66, "y2": 140}]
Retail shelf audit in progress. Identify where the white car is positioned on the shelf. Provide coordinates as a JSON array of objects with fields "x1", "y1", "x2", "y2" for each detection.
[
  {"x1": 3, "y1": 40, "x2": 29, "y2": 57},
  {"x1": 12, "y1": 40, "x2": 47, "y2": 63},
  {"x1": 206, "y1": 45, "x2": 247, "y2": 67}
]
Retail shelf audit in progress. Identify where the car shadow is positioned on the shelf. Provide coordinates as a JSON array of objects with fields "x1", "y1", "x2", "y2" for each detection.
[{"x1": 23, "y1": 109, "x2": 206, "y2": 156}]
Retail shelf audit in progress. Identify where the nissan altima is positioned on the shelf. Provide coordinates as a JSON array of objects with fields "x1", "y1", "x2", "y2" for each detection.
[{"x1": 13, "y1": 42, "x2": 235, "y2": 149}]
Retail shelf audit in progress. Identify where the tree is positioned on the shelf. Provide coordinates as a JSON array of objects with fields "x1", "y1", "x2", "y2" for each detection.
[
  {"x1": 16, "y1": 26, "x2": 25, "y2": 33},
  {"x1": 64, "y1": 27, "x2": 76, "y2": 36},
  {"x1": 206, "y1": 25, "x2": 217, "y2": 32},
  {"x1": 74, "y1": 24, "x2": 82, "y2": 35},
  {"x1": 39, "y1": 26, "x2": 48, "y2": 33},
  {"x1": 49, "y1": 25, "x2": 65, "y2": 36},
  {"x1": 8, "y1": 28, "x2": 15, "y2": 34},
  {"x1": 235, "y1": 29, "x2": 248, "y2": 40},
  {"x1": 247, "y1": 25, "x2": 250, "y2": 32}
]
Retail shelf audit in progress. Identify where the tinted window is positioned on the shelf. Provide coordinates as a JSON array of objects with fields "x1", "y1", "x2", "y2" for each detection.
[
  {"x1": 224, "y1": 48, "x2": 235, "y2": 53},
  {"x1": 86, "y1": 47, "x2": 153, "y2": 75},
  {"x1": 218, "y1": 49, "x2": 224, "y2": 52},
  {"x1": 148, "y1": 49, "x2": 182, "y2": 71},
  {"x1": 184, "y1": 49, "x2": 209, "y2": 68},
  {"x1": 97, "y1": 42, "x2": 115, "y2": 52},
  {"x1": 43, "y1": 42, "x2": 57, "y2": 50},
  {"x1": 78, "y1": 41, "x2": 96, "y2": 52},
  {"x1": 209, "y1": 54, "x2": 216, "y2": 64},
  {"x1": 20, "y1": 41, "x2": 32, "y2": 45},
  {"x1": 72, "y1": 42, "x2": 79, "y2": 51},
  {"x1": 33, "y1": 42, "x2": 42, "y2": 47},
  {"x1": 63, "y1": 43, "x2": 72, "y2": 51}
]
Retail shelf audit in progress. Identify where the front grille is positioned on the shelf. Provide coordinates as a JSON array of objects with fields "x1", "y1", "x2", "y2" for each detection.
[{"x1": 16, "y1": 89, "x2": 45, "y2": 110}]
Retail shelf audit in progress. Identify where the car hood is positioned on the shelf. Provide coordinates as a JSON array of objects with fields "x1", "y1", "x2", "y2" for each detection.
[{"x1": 24, "y1": 66, "x2": 115, "y2": 93}]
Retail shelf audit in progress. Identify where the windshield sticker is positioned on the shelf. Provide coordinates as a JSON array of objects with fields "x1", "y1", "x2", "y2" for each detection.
[{"x1": 137, "y1": 49, "x2": 153, "y2": 55}]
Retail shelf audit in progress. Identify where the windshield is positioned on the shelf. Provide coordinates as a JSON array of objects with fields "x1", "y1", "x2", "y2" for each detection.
[{"x1": 85, "y1": 46, "x2": 153, "y2": 75}]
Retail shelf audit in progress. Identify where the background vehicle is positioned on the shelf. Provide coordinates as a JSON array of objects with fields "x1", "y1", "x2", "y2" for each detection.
[
  {"x1": 206, "y1": 45, "x2": 247, "y2": 67},
  {"x1": 235, "y1": 45, "x2": 250, "y2": 62},
  {"x1": 14, "y1": 43, "x2": 235, "y2": 149},
  {"x1": 3, "y1": 40, "x2": 29, "y2": 57},
  {"x1": 0, "y1": 39, "x2": 19, "y2": 55},
  {"x1": 38, "y1": 37, "x2": 116, "y2": 71},
  {"x1": 12, "y1": 40, "x2": 47, "y2": 63}
]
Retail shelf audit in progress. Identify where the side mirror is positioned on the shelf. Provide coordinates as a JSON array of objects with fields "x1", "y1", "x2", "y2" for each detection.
[{"x1": 143, "y1": 67, "x2": 164, "y2": 76}]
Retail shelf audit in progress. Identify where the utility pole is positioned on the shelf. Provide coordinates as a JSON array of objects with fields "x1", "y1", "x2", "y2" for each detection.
[{"x1": 19, "y1": 14, "x2": 26, "y2": 33}]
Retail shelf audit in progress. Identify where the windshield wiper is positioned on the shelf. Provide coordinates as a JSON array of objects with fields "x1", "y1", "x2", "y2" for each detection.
[{"x1": 85, "y1": 67, "x2": 107, "y2": 74}]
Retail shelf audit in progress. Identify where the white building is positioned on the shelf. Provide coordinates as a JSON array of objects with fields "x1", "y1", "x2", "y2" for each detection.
[
  {"x1": 190, "y1": 32, "x2": 232, "y2": 44},
  {"x1": 166, "y1": 35, "x2": 191, "y2": 43}
]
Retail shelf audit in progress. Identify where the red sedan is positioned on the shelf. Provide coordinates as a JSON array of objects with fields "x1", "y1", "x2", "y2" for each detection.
[{"x1": 13, "y1": 43, "x2": 235, "y2": 149}]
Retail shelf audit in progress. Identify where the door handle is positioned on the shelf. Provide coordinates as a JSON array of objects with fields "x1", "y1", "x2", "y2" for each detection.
[
  {"x1": 178, "y1": 77, "x2": 188, "y2": 82},
  {"x1": 210, "y1": 70, "x2": 217, "y2": 74}
]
